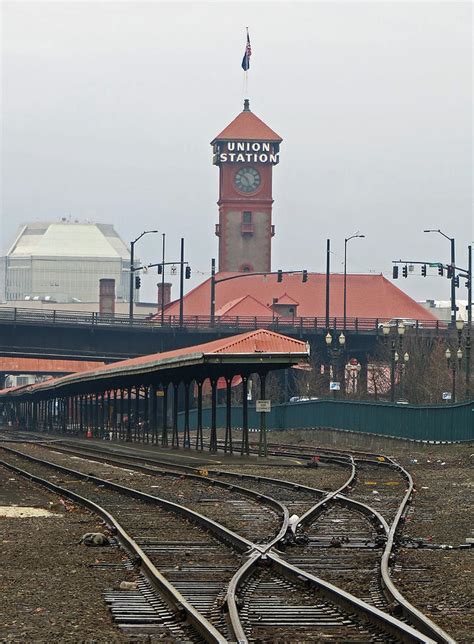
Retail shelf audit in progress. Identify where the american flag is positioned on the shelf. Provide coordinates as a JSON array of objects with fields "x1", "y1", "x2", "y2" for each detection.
[{"x1": 241, "y1": 30, "x2": 251, "y2": 71}]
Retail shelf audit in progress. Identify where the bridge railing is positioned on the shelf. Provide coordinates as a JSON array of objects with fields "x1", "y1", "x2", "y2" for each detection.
[{"x1": 0, "y1": 306, "x2": 449, "y2": 333}]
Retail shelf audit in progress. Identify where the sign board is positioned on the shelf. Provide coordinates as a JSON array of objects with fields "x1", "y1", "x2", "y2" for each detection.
[
  {"x1": 156, "y1": 390, "x2": 164, "y2": 397},
  {"x1": 329, "y1": 382, "x2": 341, "y2": 391},
  {"x1": 442, "y1": 392, "x2": 452, "y2": 400},
  {"x1": 256, "y1": 400, "x2": 271, "y2": 413}
]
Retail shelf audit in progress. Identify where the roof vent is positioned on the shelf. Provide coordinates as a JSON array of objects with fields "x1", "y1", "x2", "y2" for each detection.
[{"x1": 243, "y1": 98, "x2": 250, "y2": 112}]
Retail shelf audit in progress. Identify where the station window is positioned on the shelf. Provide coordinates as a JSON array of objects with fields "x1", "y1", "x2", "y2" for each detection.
[{"x1": 242, "y1": 211, "x2": 252, "y2": 224}]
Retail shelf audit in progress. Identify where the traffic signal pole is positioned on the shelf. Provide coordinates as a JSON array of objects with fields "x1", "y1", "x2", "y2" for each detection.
[
  {"x1": 450, "y1": 236, "x2": 456, "y2": 324},
  {"x1": 129, "y1": 239, "x2": 135, "y2": 320},
  {"x1": 179, "y1": 237, "x2": 185, "y2": 327}
]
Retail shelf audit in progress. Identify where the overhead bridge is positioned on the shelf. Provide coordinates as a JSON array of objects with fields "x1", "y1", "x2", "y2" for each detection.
[{"x1": 0, "y1": 307, "x2": 446, "y2": 362}]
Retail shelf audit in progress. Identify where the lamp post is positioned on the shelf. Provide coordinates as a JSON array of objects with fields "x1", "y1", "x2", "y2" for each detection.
[
  {"x1": 424, "y1": 229, "x2": 456, "y2": 324},
  {"x1": 129, "y1": 230, "x2": 158, "y2": 320},
  {"x1": 343, "y1": 233, "x2": 365, "y2": 331},
  {"x1": 382, "y1": 321, "x2": 406, "y2": 402},
  {"x1": 325, "y1": 331, "x2": 346, "y2": 395},
  {"x1": 445, "y1": 346, "x2": 462, "y2": 403}
]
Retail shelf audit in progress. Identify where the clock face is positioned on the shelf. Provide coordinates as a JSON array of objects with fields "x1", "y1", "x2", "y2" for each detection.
[{"x1": 234, "y1": 167, "x2": 261, "y2": 193}]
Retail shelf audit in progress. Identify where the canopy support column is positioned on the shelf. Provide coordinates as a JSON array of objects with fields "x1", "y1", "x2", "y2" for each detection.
[
  {"x1": 258, "y1": 371, "x2": 268, "y2": 457},
  {"x1": 150, "y1": 384, "x2": 157, "y2": 444},
  {"x1": 183, "y1": 382, "x2": 190, "y2": 448},
  {"x1": 241, "y1": 375, "x2": 249, "y2": 456},
  {"x1": 209, "y1": 378, "x2": 218, "y2": 453},
  {"x1": 161, "y1": 383, "x2": 168, "y2": 447},
  {"x1": 196, "y1": 381, "x2": 203, "y2": 451},
  {"x1": 224, "y1": 377, "x2": 233, "y2": 454},
  {"x1": 172, "y1": 382, "x2": 179, "y2": 448}
]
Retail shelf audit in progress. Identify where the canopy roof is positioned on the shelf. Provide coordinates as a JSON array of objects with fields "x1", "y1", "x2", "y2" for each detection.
[
  {"x1": 155, "y1": 272, "x2": 437, "y2": 322},
  {"x1": 0, "y1": 330, "x2": 309, "y2": 399}
]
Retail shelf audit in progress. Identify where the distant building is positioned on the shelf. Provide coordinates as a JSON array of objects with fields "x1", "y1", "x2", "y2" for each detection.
[
  {"x1": 154, "y1": 272, "x2": 438, "y2": 323},
  {"x1": 420, "y1": 299, "x2": 469, "y2": 322},
  {"x1": 2, "y1": 221, "x2": 132, "y2": 303}
]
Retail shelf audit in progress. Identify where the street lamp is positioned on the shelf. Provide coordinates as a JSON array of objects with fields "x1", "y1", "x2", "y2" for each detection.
[
  {"x1": 129, "y1": 230, "x2": 158, "y2": 320},
  {"x1": 445, "y1": 346, "x2": 462, "y2": 403},
  {"x1": 383, "y1": 321, "x2": 406, "y2": 402},
  {"x1": 424, "y1": 229, "x2": 456, "y2": 324},
  {"x1": 325, "y1": 331, "x2": 346, "y2": 395},
  {"x1": 343, "y1": 233, "x2": 365, "y2": 331}
]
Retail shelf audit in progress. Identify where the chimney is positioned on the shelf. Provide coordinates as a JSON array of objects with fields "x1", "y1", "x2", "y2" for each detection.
[
  {"x1": 99, "y1": 279, "x2": 115, "y2": 316},
  {"x1": 157, "y1": 282, "x2": 172, "y2": 311}
]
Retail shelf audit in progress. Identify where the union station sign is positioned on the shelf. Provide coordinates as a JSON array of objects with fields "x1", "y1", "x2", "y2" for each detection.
[{"x1": 213, "y1": 141, "x2": 280, "y2": 166}]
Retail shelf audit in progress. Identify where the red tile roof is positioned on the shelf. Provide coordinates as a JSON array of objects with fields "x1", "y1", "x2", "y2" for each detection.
[
  {"x1": 216, "y1": 294, "x2": 271, "y2": 317},
  {"x1": 1, "y1": 330, "x2": 308, "y2": 397},
  {"x1": 156, "y1": 272, "x2": 437, "y2": 322},
  {"x1": 212, "y1": 109, "x2": 282, "y2": 143},
  {"x1": 274, "y1": 293, "x2": 300, "y2": 306},
  {"x1": 0, "y1": 357, "x2": 104, "y2": 374}
]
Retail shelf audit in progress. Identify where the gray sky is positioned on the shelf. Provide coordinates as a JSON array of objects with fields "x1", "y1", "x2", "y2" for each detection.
[{"x1": 2, "y1": 1, "x2": 472, "y2": 304}]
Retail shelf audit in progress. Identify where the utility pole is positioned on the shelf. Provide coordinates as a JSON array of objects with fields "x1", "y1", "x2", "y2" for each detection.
[
  {"x1": 179, "y1": 237, "x2": 185, "y2": 326},
  {"x1": 325, "y1": 239, "x2": 330, "y2": 330},
  {"x1": 210, "y1": 258, "x2": 216, "y2": 325},
  {"x1": 129, "y1": 230, "x2": 158, "y2": 320},
  {"x1": 129, "y1": 240, "x2": 135, "y2": 320},
  {"x1": 160, "y1": 233, "x2": 166, "y2": 326}
]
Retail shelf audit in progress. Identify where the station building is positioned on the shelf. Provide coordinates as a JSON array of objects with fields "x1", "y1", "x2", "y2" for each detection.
[{"x1": 157, "y1": 101, "x2": 436, "y2": 324}]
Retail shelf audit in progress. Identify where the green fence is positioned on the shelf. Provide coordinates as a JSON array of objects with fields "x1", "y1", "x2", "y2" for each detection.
[{"x1": 178, "y1": 398, "x2": 474, "y2": 442}]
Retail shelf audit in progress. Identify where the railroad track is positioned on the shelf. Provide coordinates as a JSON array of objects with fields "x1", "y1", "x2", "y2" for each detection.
[{"x1": 0, "y1": 440, "x2": 444, "y2": 643}]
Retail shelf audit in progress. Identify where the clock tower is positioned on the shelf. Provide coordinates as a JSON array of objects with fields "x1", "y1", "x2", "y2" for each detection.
[{"x1": 211, "y1": 100, "x2": 282, "y2": 272}]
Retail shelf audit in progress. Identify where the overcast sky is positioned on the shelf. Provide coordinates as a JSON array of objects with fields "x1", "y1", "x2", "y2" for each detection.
[{"x1": 2, "y1": 1, "x2": 472, "y2": 304}]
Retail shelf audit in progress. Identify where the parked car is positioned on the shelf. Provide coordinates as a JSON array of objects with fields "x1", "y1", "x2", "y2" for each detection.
[
  {"x1": 378, "y1": 318, "x2": 422, "y2": 329},
  {"x1": 289, "y1": 396, "x2": 319, "y2": 403}
]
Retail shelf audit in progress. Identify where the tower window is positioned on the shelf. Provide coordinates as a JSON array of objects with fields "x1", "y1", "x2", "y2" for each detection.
[{"x1": 242, "y1": 211, "x2": 252, "y2": 224}]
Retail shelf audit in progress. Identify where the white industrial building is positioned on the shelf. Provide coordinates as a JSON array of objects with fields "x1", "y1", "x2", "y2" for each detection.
[{"x1": 1, "y1": 222, "x2": 133, "y2": 303}]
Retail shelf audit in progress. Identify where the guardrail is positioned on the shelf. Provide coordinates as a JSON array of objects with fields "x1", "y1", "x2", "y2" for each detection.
[{"x1": 0, "y1": 306, "x2": 449, "y2": 334}]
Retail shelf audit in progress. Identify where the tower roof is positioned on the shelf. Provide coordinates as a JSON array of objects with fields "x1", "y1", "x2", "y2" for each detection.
[{"x1": 211, "y1": 100, "x2": 282, "y2": 143}]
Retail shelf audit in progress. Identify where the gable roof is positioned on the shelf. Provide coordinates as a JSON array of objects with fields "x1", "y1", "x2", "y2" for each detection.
[
  {"x1": 212, "y1": 105, "x2": 282, "y2": 143},
  {"x1": 274, "y1": 293, "x2": 300, "y2": 306},
  {"x1": 0, "y1": 357, "x2": 104, "y2": 374},
  {"x1": 156, "y1": 272, "x2": 437, "y2": 322},
  {"x1": 216, "y1": 294, "x2": 272, "y2": 317},
  {"x1": 1, "y1": 330, "x2": 308, "y2": 398}
]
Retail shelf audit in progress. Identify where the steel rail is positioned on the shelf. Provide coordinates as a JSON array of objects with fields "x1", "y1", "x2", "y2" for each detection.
[
  {"x1": 4, "y1": 439, "x2": 453, "y2": 642},
  {"x1": 31, "y1": 440, "x2": 290, "y2": 550},
  {"x1": 266, "y1": 552, "x2": 436, "y2": 644},
  {"x1": 379, "y1": 456, "x2": 456, "y2": 644},
  {"x1": 0, "y1": 457, "x2": 227, "y2": 644},
  {"x1": 0, "y1": 445, "x2": 259, "y2": 553}
]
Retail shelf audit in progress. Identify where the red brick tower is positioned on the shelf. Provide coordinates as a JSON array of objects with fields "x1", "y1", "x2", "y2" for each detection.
[{"x1": 211, "y1": 100, "x2": 282, "y2": 272}]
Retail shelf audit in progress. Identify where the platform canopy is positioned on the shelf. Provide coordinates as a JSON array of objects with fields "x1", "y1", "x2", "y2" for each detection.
[{"x1": 0, "y1": 330, "x2": 309, "y2": 400}]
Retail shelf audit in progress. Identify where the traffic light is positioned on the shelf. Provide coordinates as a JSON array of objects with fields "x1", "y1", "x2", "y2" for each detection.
[
  {"x1": 421, "y1": 264, "x2": 427, "y2": 277},
  {"x1": 392, "y1": 266, "x2": 399, "y2": 279},
  {"x1": 135, "y1": 275, "x2": 141, "y2": 289},
  {"x1": 402, "y1": 265, "x2": 408, "y2": 278},
  {"x1": 438, "y1": 265, "x2": 444, "y2": 276},
  {"x1": 185, "y1": 266, "x2": 191, "y2": 279},
  {"x1": 447, "y1": 265, "x2": 454, "y2": 279},
  {"x1": 454, "y1": 275, "x2": 459, "y2": 288},
  {"x1": 157, "y1": 264, "x2": 163, "y2": 275},
  {"x1": 277, "y1": 270, "x2": 283, "y2": 282},
  {"x1": 302, "y1": 270, "x2": 308, "y2": 283}
]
